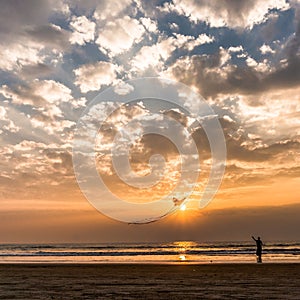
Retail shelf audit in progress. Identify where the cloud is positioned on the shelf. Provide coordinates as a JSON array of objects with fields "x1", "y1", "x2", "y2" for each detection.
[
  {"x1": 0, "y1": 106, "x2": 6, "y2": 119},
  {"x1": 73, "y1": 66, "x2": 300, "y2": 197},
  {"x1": 26, "y1": 24, "x2": 71, "y2": 50},
  {"x1": 74, "y1": 61, "x2": 119, "y2": 93},
  {"x1": 69, "y1": 15, "x2": 96, "y2": 45},
  {"x1": 113, "y1": 81, "x2": 134, "y2": 95},
  {"x1": 18, "y1": 63, "x2": 53, "y2": 79},
  {"x1": 96, "y1": 16, "x2": 145, "y2": 57},
  {"x1": 0, "y1": 36, "x2": 67, "y2": 74},
  {"x1": 260, "y1": 44, "x2": 275, "y2": 54},
  {"x1": 93, "y1": 0, "x2": 133, "y2": 20},
  {"x1": 1, "y1": 79, "x2": 72, "y2": 106},
  {"x1": 140, "y1": 17, "x2": 158, "y2": 33},
  {"x1": 79, "y1": 101, "x2": 204, "y2": 203},
  {"x1": 186, "y1": 90, "x2": 300, "y2": 187},
  {"x1": 0, "y1": 40, "x2": 44, "y2": 72},
  {"x1": 175, "y1": 33, "x2": 214, "y2": 51},
  {"x1": 0, "y1": 2, "x2": 70, "y2": 73},
  {"x1": 0, "y1": 79, "x2": 82, "y2": 137},
  {"x1": 0, "y1": 0, "x2": 51, "y2": 40},
  {"x1": 162, "y1": 0, "x2": 290, "y2": 29},
  {"x1": 0, "y1": 0, "x2": 299, "y2": 239},
  {"x1": 168, "y1": 28, "x2": 300, "y2": 98},
  {"x1": 228, "y1": 46, "x2": 244, "y2": 53},
  {"x1": 0, "y1": 139, "x2": 76, "y2": 201},
  {"x1": 0, "y1": 105, "x2": 20, "y2": 133},
  {"x1": 131, "y1": 33, "x2": 214, "y2": 73}
]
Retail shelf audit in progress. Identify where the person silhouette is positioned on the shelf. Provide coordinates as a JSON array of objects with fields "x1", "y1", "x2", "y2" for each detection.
[{"x1": 252, "y1": 236, "x2": 263, "y2": 263}]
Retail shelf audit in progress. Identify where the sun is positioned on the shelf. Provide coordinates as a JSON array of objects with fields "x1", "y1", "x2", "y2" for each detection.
[{"x1": 180, "y1": 204, "x2": 186, "y2": 211}]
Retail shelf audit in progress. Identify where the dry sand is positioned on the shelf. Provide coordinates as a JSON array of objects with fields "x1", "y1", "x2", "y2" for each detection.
[{"x1": 0, "y1": 263, "x2": 299, "y2": 299}]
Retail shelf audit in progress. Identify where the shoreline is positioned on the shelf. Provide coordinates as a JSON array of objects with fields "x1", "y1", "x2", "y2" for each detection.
[
  {"x1": 0, "y1": 261, "x2": 300, "y2": 265},
  {"x1": 1, "y1": 263, "x2": 300, "y2": 299}
]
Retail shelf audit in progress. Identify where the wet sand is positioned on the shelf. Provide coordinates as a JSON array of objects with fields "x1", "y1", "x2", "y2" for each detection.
[{"x1": 0, "y1": 263, "x2": 299, "y2": 299}]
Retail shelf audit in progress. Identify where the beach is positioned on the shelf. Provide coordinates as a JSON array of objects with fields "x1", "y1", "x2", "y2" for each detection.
[{"x1": 0, "y1": 263, "x2": 299, "y2": 299}]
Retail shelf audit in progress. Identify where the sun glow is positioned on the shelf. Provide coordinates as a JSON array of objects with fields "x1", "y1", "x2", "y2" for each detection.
[{"x1": 180, "y1": 204, "x2": 186, "y2": 211}]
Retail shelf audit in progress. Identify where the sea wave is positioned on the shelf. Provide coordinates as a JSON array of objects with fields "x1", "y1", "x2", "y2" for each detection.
[{"x1": 0, "y1": 242, "x2": 299, "y2": 262}]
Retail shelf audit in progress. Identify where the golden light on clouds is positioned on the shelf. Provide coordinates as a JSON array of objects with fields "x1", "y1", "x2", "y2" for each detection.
[
  {"x1": 92, "y1": 98, "x2": 212, "y2": 209},
  {"x1": 0, "y1": 0, "x2": 299, "y2": 241}
]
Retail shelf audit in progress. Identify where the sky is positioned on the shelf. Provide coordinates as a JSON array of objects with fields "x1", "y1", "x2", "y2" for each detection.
[{"x1": 0, "y1": 0, "x2": 300, "y2": 243}]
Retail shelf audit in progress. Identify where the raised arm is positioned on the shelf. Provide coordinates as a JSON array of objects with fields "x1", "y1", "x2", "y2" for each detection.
[{"x1": 252, "y1": 236, "x2": 257, "y2": 241}]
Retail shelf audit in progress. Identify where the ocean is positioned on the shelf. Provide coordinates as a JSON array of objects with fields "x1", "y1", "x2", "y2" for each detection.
[{"x1": 0, "y1": 241, "x2": 299, "y2": 264}]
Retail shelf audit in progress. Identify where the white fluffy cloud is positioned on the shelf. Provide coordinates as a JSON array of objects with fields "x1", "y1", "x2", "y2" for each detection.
[
  {"x1": 113, "y1": 80, "x2": 134, "y2": 95},
  {"x1": 0, "y1": 81, "x2": 79, "y2": 138},
  {"x1": 174, "y1": 33, "x2": 214, "y2": 51},
  {"x1": 0, "y1": 79, "x2": 79, "y2": 136},
  {"x1": 131, "y1": 33, "x2": 214, "y2": 72},
  {"x1": 236, "y1": 86, "x2": 300, "y2": 140},
  {"x1": 96, "y1": 16, "x2": 145, "y2": 57},
  {"x1": 260, "y1": 44, "x2": 275, "y2": 54},
  {"x1": 1, "y1": 80, "x2": 72, "y2": 106},
  {"x1": 245, "y1": 56, "x2": 272, "y2": 73},
  {"x1": 0, "y1": 106, "x2": 7, "y2": 120},
  {"x1": 34, "y1": 80, "x2": 73, "y2": 104},
  {"x1": 69, "y1": 15, "x2": 96, "y2": 45},
  {"x1": 0, "y1": 22, "x2": 70, "y2": 72},
  {"x1": 162, "y1": 0, "x2": 290, "y2": 29},
  {"x1": 74, "y1": 61, "x2": 118, "y2": 93},
  {"x1": 93, "y1": 0, "x2": 132, "y2": 21},
  {"x1": 0, "y1": 105, "x2": 19, "y2": 133},
  {"x1": 228, "y1": 46, "x2": 244, "y2": 53},
  {"x1": 140, "y1": 17, "x2": 158, "y2": 32},
  {"x1": 0, "y1": 40, "x2": 43, "y2": 71}
]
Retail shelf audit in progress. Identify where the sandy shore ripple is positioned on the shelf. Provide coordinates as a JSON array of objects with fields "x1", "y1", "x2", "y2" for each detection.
[{"x1": 0, "y1": 263, "x2": 300, "y2": 299}]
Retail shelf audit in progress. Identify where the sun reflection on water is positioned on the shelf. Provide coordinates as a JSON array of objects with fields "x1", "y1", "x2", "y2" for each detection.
[
  {"x1": 173, "y1": 241, "x2": 197, "y2": 262},
  {"x1": 179, "y1": 254, "x2": 186, "y2": 261}
]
